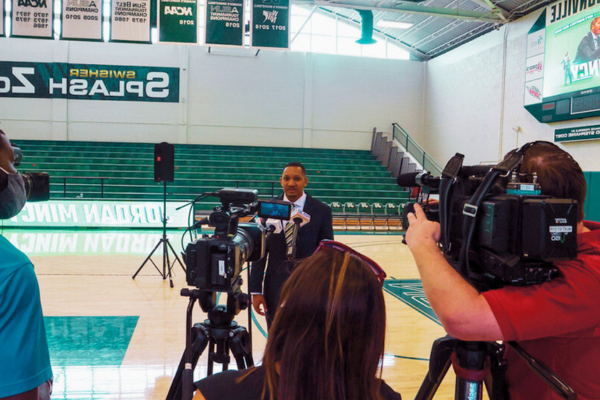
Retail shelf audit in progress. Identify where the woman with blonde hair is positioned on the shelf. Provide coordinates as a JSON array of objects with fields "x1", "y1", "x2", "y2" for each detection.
[{"x1": 193, "y1": 240, "x2": 401, "y2": 400}]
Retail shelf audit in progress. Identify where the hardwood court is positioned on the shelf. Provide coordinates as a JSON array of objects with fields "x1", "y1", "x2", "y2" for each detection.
[{"x1": 21, "y1": 230, "x2": 472, "y2": 400}]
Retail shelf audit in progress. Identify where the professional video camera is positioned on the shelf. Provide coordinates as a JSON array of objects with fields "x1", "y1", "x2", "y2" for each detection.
[
  {"x1": 167, "y1": 188, "x2": 292, "y2": 400},
  {"x1": 185, "y1": 188, "x2": 292, "y2": 295},
  {"x1": 13, "y1": 147, "x2": 50, "y2": 202},
  {"x1": 398, "y1": 143, "x2": 578, "y2": 291}
]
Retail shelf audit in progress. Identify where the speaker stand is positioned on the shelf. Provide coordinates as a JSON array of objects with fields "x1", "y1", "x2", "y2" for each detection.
[{"x1": 132, "y1": 181, "x2": 186, "y2": 288}]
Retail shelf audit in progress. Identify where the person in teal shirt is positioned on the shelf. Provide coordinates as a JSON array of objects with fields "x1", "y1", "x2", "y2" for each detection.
[{"x1": 0, "y1": 129, "x2": 52, "y2": 399}]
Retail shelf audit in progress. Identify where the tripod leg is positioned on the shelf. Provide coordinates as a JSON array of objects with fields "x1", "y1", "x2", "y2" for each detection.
[
  {"x1": 415, "y1": 336, "x2": 458, "y2": 400},
  {"x1": 166, "y1": 323, "x2": 210, "y2": 400},
  {"x1": 133, "y1": 238, "x2": 165, "y2": 279},
  {"x1": 164, "y1": 239, "x2": 174, "y2": 288},
  {"x1": 229, "y1": 326, "x2": 254, "y2": 370},
  {"x1": 166, "y1": 238, "x2": 186, "y2": 273}
]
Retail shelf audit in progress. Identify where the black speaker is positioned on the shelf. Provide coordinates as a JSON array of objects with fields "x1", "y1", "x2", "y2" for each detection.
[{"x1": 154, "y1": 142, "x2": 174, "y2": 183}]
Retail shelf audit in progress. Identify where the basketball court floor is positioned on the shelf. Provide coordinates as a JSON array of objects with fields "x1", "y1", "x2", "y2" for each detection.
[{"x1": 8, "y1": 228, "x2": 471, "y2": 400}]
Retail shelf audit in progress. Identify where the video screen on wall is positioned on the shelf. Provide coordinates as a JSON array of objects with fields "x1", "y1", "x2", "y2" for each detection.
[{"x1": 525, "y1": 0, "x2": 600, "y2": 122}]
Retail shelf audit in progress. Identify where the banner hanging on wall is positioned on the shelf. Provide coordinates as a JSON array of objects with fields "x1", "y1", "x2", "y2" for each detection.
[
  {"x1": 0, "y1": 0, "x2": 5, "y2": 37},
  {"x1": 61, "y1": 0, "x2": 103, "y2": 41},
  {"x1": 0, "y1": 61, "x2": 180, "y2": 102},
  {"x1": 250, "y1": 0, "x2": 289, "y2": 50},
  {"x1": 109, "y1": 0, "x2": 151, "y2": 43},
  {"x1": 11, "y1": 0, "x2": 54, "y2": 39},
  {"x1": 204, "y1": 0, "x2": 244, "y2": 47},
  {"x1": 158, "y1": 0, "x2": 198, "y2": 44}
]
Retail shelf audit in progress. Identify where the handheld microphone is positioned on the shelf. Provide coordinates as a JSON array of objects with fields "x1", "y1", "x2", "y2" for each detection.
[{"x1": 396, "y1": 171, "x2": 441, "y2": 189}]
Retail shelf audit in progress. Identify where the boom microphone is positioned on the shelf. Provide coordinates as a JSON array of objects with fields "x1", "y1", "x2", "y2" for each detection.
[{"x1": 396, "y1": 171, "x2": 440, "y2": 189}]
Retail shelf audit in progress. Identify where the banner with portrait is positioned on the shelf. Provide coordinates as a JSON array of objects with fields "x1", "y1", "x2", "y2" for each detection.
[
  {"x1": 109, "y1": 0, "x2": 151, "y2": 43},
  {"x1": 61, "y1": 0, "x2": 103, "y2": 41},
  {"x1": 11, "y1": 0, "x2": 54, "y2": 39}
]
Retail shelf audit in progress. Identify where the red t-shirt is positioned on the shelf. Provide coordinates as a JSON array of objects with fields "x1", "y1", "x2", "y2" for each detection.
[{"x1": 483, "y1": 221, "x2": 600, "y2": 400}]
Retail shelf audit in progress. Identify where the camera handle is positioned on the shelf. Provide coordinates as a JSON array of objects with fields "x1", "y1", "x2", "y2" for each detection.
[{"x1": 415, "y1": 336, "x2": 576, "y2": 400}]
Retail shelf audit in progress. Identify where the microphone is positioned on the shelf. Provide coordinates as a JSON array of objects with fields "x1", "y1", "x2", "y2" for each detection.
[{"x1": 396, "y1": 171, "x2": 441, "y2": 189}]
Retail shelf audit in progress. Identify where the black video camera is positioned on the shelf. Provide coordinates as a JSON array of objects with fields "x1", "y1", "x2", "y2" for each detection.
[
  {"x1": 400, "y1": 148, "x2": 578, "y2": 291},
  {"x1": 185, "y1": 188, "x2": 292, "y2": 295},
  {"x1": 13, "y1": 147, "x2": 50, "y2": 202}
]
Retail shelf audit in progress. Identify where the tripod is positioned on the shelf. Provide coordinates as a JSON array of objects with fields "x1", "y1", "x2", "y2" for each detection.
[
  {"x1": 166, "y1": 287, "x2": 254, "y2": 400},
  {"x1": 132, "y1": 181, "x2": 186, "y2": 288},
  {"x1": 415, "y1": 336, "x2": 576, "y2": 400}
]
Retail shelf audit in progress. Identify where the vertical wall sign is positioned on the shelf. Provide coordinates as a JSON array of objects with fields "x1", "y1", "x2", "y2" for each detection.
[
  {"x1": 0, "y1": 0, "x2": 5, "y2": 36},
  {"x1": 250, "y1": 0, "x2": 289, "y2": 50},
  {"x1": 61, "y1": 0, "x2": 103, "y2": 41},
  {"x1": 109, "y1": 0, "x2": 151, "y2": 43},
  {"x1": 204, "y1": 0, "x2": 244, "y2": 47},
  {"x1": 157, "y1": 0, "x2": 198, "y2": 44},
  {"x1": 11, "y1": 0, "x2": 54, "y2": 39}
]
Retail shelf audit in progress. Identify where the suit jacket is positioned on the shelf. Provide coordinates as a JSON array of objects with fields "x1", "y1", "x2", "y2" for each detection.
[
  {"x1": 249, "y1": 193, "x2": 334, "y2": 316},
  {"x1": 575, "y1": 32, "x2": 600, "y2": 64}
]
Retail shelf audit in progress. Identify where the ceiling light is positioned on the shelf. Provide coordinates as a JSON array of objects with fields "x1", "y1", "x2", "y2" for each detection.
[{"x1": 377, "y1": 20, "x2": 413, "y2": 29}]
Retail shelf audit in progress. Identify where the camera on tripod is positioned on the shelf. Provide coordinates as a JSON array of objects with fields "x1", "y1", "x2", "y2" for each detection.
[
  {"x1": 166, "y1": 188, "x2": 292, "y2": 400},
  {"x1": 13, "y1": 147, "x2": 50, "y2": 202},
  {"x1": 400, "y1": 150, "x2": 578, "y2": 291}
]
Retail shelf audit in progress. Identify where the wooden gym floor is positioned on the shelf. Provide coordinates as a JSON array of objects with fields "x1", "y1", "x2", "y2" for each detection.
[{"x1": 8, "y1": 228, "x2": 471, "y2": 400}]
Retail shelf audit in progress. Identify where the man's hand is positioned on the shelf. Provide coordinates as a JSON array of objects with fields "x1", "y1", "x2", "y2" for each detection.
[
  {"x1": 252, "y1": 294, "x2": 268, "y2": 316},
  {"x1": 0, "y1": 130, "x2": 17, "y2": 175},
  {"x1": 404, "y1": 203, "x2": 441, "y2": 250}
]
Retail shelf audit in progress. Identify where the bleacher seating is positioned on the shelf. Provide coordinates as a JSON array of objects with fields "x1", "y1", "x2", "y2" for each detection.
[{"x1": 12, "y1": 140, "x2": 409, "y2": 230}]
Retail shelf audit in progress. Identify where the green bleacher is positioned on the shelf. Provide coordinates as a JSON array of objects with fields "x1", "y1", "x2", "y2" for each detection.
[{"x1": 12, "y1": 140, "x2": 409, "y2": 217}]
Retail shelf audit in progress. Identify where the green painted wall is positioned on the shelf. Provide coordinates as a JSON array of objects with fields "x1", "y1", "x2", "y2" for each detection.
[{"x1": 584, "y1": 172, "x2": 600, "y2": 222}]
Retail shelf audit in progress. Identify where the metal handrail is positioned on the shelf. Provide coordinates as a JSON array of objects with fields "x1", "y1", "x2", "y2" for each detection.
[{"x1": 392, "y1": 123, "x2": 443, "y2": 176}]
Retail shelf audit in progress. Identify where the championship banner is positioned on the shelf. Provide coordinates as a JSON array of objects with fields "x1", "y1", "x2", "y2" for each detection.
[
  {"x1": 0, "y1": 0, "x2": 5, "y2": 37},
  {"x1": 11, "y1": 0, "x2": 54, "y2": 39},
  {"x1": 61, "y1": 0, "x2": 103, "y2": 41},
  {"x1": 250, "y1": 0, "x2": 289, "y2": 49},
  {"x1": 2, "y1": 200, "x2": 190, "y2": 228},
  {"x1": 158, "y1": 0, "x2": 198, "y2": 44},
  {"x1": 0, "y1": 61, "x2": 180, "y2": 102},
  {"x1": 109, "y1": 0, "x2": 151, "y2": 43},
  {"x1": 555, "y1": 124, "x2": 600, "y2": 142},
  {"x1": 204, "y1": 0, "x2": 244, "y2": 47}
]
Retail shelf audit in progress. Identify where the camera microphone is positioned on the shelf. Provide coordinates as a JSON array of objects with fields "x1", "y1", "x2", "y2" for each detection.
[{"x1": 396, "y1": 171, "x2": 440, "y2": 189}]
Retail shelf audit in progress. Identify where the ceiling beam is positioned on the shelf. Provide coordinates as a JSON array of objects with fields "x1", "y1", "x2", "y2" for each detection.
[{"x1": 293, "y1": 0, "x2": 506, "y2": 23}]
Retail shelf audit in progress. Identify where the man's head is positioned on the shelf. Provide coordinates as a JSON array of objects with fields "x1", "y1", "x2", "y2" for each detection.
[
  {"x1": 515, "y1": 142, "x2": 587, "y2": 222},
  {"x1": 280, "y1": 162, "x2": 308, "y2": 203},
  {"x1": 591, "y1": 17, "x2": 600, "y2": 36}
]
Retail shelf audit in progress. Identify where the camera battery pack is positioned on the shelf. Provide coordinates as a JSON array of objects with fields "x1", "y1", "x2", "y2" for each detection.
[{"x1": 521, "y1": 198, "x2": 578, "y2": 261}]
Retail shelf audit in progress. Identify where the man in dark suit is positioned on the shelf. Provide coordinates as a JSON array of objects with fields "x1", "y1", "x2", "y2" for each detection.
[
  {"x1": 249, "y1": 162, "x2": 334, "y2": 328},
  {"x1": 575, "y1": 17, "x2": 600, "y2": 64}
]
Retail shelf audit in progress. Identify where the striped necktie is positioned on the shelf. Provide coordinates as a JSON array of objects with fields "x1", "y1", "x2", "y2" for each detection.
[{"x1": 285, "y1": 204, "x2": 298, "y2": 258}]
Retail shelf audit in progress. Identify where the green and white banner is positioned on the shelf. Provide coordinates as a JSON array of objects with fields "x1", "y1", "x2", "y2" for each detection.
[
  {"x1": 555, "y1": 124, "x2": 600, "y2": 142},
  {"x1": 61, "y1": 0, "x2": 103, "y2": 41},
  {"x1": 11, "y1": 0, "x2": 54, "y2": 39},
  {"x1": 109, "y1": 0, "x2": 151, "y2": 43},
  {"x1": 158, "y1": 0, "x2": 198, "y2": 44},
  {"x1": 0, "y1": 61, "x2": 180, "y2": 102},
  {"x1": 250, "y1": 0, "x2": 289, "y2": 50},
  {"x1": 2, "y1": 200, "x2": 191, "y2": 228},
  {"x1": 204, "y1": 0, "x2": 244, "y2": 47}
]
